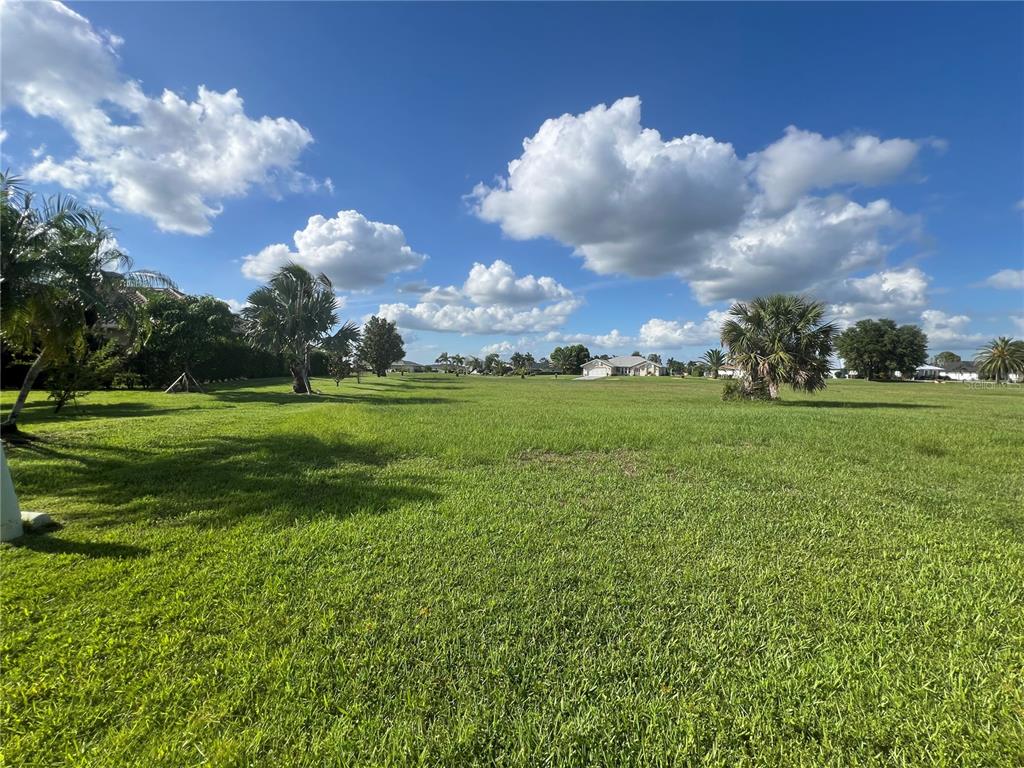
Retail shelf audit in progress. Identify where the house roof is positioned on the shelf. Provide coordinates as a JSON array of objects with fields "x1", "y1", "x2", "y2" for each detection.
[
  {"x1": 392, "y1": 360, "x2": 425, "y2": 367},
  {"x1": 916, "y1": 364, "x2": 944, "y2": 371},
  {"x1": 601, "y1": 355, "x2": 663, "y2": 367}
]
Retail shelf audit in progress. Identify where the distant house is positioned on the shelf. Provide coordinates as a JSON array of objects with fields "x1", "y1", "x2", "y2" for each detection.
[
  {"x1": 942, "y1": 361, "x2": 979, "y2": 381},
  {"x1": 913, "y1": 364, "x2": 945, "y2": 380},
  {"x1": 388, "y1": 360, "x2": 428, "y2": 373},
  {"x1": 714, "y1": 364, "x2": 743, "y2": 379},
  {"x1": 581, "y1": 355, "x2": 666, "y2": 378}
]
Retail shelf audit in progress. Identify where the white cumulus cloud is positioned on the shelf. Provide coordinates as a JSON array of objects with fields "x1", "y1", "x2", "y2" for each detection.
[
  {"x1": 375, "y1": 260, "x2": 579, "y2": 335},
  {"x1": 463, "y1": 259, "x2": 573, "y2": 306},
  {"x1": 920, "y1": 310, "x2": 984, "y2": 348},
  {"x1": 471, "y1": 96, "x2": 931, "y2": 306},
  {"x1": 242, "y1": 210, "x2": 426, "y2": 290},
  {"x1": 753, "y1": 126, "x2": 923, "y2": 212},
  {"x1": 981, "y1": 269, "x2": 1024, "y2": 291},
  {"x1": 827, "y1": 267, "x2": 930, "y2": 326},
  {"x1": 471, "y1": 96, "x2": 750, "y2": 278},
  {"x1": 689, "y1": 197, "x2": 908, "y2": 303},
  {"x1": 638, "y1": 311, "x2": 728, "y2": 348},
  {"x1": 2, "y1": 1, "x2": 317, "y2": 234},
  {"x1": 544, "y1": 329, "x2": 635, "y2": 350},
  {"x1": 377, "y1": 299, "x2": 580, "y2": 335}
]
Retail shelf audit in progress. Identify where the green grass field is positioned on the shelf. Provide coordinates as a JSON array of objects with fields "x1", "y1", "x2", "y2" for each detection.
[{"x1": 2, "y1": 375, "x2": 1022, "y2": 766}]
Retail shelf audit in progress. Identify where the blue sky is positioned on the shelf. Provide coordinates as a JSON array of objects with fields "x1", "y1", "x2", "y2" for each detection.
[{"x1": 2, "y1": 1, "x2": 1022, "y2": 363}]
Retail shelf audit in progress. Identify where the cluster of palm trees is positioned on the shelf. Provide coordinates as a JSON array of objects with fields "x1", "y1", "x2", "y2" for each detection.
[{"x1": 1, "y1": 173, "x2": 175, "y2": 430}]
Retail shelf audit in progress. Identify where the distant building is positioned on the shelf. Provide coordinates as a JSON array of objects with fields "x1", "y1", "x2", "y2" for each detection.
[
  {"x1": 581, "y1": 355, "x2": 666, "y2": 378},
  {"x1": 388, "y1": 360, "x2": 428, "y2": 373}
]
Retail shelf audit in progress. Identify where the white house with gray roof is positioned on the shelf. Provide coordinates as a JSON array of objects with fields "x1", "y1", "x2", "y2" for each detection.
[{"x1": 581, "y1": 355, "x2": 666, "y2": 378}]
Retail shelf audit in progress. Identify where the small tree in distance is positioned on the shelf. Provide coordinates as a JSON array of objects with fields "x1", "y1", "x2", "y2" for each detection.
[
  {"x1": 359, "y1": 316, "x2": 405, "y2": 377},
  {"x1": 550, "y1": 344, "x2": 591, "y2": 375},
  {"x1": 702, "y1": 348, "x2": 726, "y2": 378}
]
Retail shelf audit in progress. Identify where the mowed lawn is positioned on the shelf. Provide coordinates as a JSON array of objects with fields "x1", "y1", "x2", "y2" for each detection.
[{"x1": 2, "y1": 375, "x2": 1022, "y2": 767}]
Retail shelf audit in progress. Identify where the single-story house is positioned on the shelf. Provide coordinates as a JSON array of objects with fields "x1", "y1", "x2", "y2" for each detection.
[
  {"x1": 942, "y1": 361, "x2": 979, "y2": 381},
  {"x1": 913, "y1": 364, "x2": 944, "y2": 380},
  {"x1": 388, "y1": 360, "x2": 428, "y2": 373},
  {"x1": 581, "y1": 356, "x2": 667, "y2": 378},
  {"x1": 714, "y1": 364, "x2": 743, "y2": 379}
]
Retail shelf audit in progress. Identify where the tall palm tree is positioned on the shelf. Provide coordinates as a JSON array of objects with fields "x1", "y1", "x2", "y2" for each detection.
[
  {"x1": 975, "y1": 337, "x2": 1024, "y2": 384},
  {"x1": 720, "y1": 294, "x2": 837, "y2": 400},
  {"x1": 2, "y1": 174, "x2": 174, "y2": 430},
  {"x1": 702, "y1": 348, "x2": 726, "y2": 378},
  {"x1": 241, "y1": 263, "x2": 343, "y2": 394}
]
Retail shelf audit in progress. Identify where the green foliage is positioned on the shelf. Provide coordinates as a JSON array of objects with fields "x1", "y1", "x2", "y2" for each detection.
[
  {"x1": 509, "y1": 351, "x2": 535, "y2": 375},
  {"x1": 2, "y1": 377, "x2": 1022, "y2": 765},
  {"x1": 702, "y1": 348, "x2": 726, "y2": 378},
  {"x1": 836, "y1": 318, "x2": 928, "y2": 380},
  {"x1": 133, "y1": 294, "x2": 236, "y2": 386},
  {"x1": 358, "y1": 316, "x2": 405, "y2": 377},
  {"x1": 933, "y1": 350, "x2": 961, "y2": 366},
  {"x1": 46, "y1": 337, "x2": 124, "y2": 413},
  {"x1": 550, "y1": 344, "x2": 591, "y2": 375},
  {"x1": 1, "y1": 173, "x2": 174, "y2": 427},
  {"x1": 720, "y1": 294, "x2": 836, "y2": 400},
  {"x1": 646, "y1": 353, "x2": 662, "y2": 364},
  {"x1": 241, "y1": 263, "x2": 344, "y2": 393},
  {"x1": 321, "y1": 322, "x2": 361, "y2": 386},
  {"x1": 975, "y1": 336, "x2": 1024, "y2": 383}
]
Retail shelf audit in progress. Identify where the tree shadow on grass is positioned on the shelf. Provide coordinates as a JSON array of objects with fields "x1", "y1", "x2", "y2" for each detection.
[
  {"x1": 777, "y1": 401, "x2": 945, "y2": 409},
  {"x1": 9, "y1": 529, "x2": 150, "y2": 559},
  {"x1": 207, "y1": 389, "x2": 451, "y2": 407},
  {"x1": 12, "y1": 432, "x2": 441, "y2": 531}
]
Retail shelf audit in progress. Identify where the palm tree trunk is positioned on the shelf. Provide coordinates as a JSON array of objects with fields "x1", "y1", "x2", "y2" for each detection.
[
  {"x1": 3, "y1": 350, "x2": 47, "y2": 431},
  {"x1": 768, "y1": 380, "x2": 780, "y2": 400}
]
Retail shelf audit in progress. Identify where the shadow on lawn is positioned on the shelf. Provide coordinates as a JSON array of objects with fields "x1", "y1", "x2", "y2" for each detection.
[
  {"x1": 10, "y1": 529, "x2": 150, "y2": 559},
  {"x1": 207, "y1": 389, "x2": 451, "y2": 407},
  {"x1": 11, "y1": 432, "x2": 440, "y2": 531},
  {"x1": 778, "y1": 400, "x2": 945, "y2": 409}
]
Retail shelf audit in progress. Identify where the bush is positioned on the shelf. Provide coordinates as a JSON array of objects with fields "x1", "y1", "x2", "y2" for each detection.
[{"x1": 721, "y1": 377, "x2": 771, "y2": 402}]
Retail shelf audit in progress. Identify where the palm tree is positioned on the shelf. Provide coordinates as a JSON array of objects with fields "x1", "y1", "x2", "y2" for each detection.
[
  {"x1": 720, "y1": 294, "x2": 837, "y2": 400},
  {"x1": 2, "y1": 174, "x2": 174, "y2": 430},
  {"x1": 241, "y1": 263, "x2": 343, "y2": 394},
  {"x1": 975, "y1": 337, "x2": 1024, "y2": 384},
  {"x1": 702, "y1": 348, "x2": 726, "y2": 378}
]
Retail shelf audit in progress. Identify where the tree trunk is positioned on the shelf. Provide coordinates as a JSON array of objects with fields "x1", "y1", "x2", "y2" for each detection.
[
  {"x1": 768, "y1": 381, "x2": 780, "y2": 400},
  {"x1": 3, "y1": 350, "x2": 48, "y2": 431},
  {"x1": 290, "y1": 365, "x2": 309, "y2": 394},
  {"x1": 712, "y1": 370, "x2": 719, "y2": 379}
]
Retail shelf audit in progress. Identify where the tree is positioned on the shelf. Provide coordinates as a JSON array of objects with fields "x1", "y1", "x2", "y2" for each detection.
[
  {"x1": 835, "y1": 318, "x2": 928, "y2": 380},
  {"x1": 435, "y1": 352, "x2": 450, "y2": 369},
  {"x1": 894, "y1": 324, "x2": 929, "y2": 378},
  {"x1": 631, "y1": 350, "x2": 642, "y2": 357},
  {"x1": 241, "y1": 263, "x2": 343, "y2": 394},
  {"x1": 465, "y1": 356, "x2": 483, "y2": 373},
  {"x1": 975, "y1": 337, "x2": 1024, "y2": 383},
  {"x1": 933, "y1": 351, "x2": 961, "y2": 366},
  {"x1": 322, "y1": 322, "x2": 361, "y2": 386},
  {"x1": 720, "y1": 294, "x2": 837, "y2": 400},
  {"x1": 647, "y1": 353, "x2": 662, "y2": 365},
  {"x1": 550, "y1": 344, "x2": 591, "y2": 375},
  {"x1": 135, "y1": 294, "x2": 235, "y2": 390},
  {"x1": 358, "y1": 316, "x2": 405, "y2": 377},
  {"x1": 702, "y1": 348, "x2": 726, "y2": 378},
  {"x1": 484, "y1": 353, "x2": 506, "y2": 375},
  {"x1": 1, "y1": 174, "x2": 174, "y2": 429}
]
